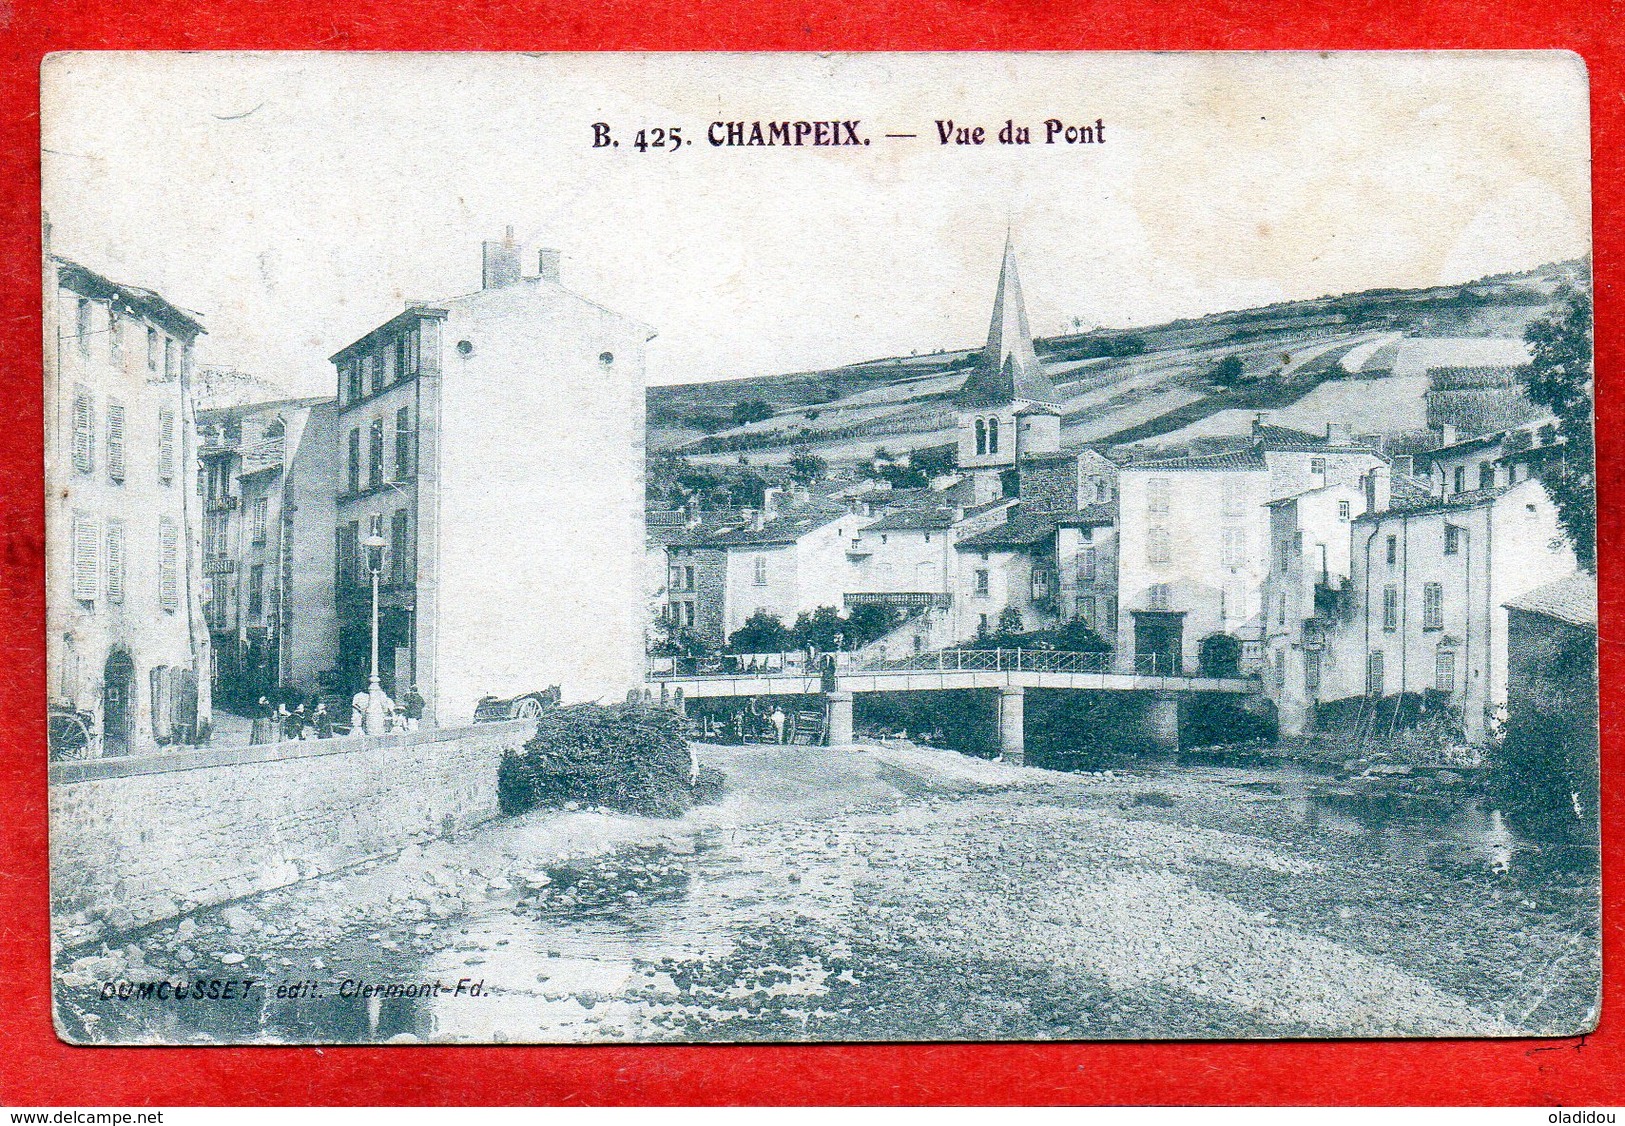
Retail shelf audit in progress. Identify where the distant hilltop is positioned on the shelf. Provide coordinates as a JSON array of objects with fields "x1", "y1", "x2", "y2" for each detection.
[{"x1": 649, "y1": 256, "x2": 1588, "y2": 467}]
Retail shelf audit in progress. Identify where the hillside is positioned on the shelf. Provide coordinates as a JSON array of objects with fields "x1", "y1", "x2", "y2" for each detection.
[{"x1": 647, "y1": 258, "x2": 1587, "y2": 466}]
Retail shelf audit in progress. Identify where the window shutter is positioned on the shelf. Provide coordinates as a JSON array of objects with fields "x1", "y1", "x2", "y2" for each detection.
[
  {"x1": 107, "y1": 401, "x2": 126, "y2": 481},
  {"x1": 158, "y1": 409, "x2": 176, "y2": 482},
  {"x1": 159, "y1": 517, "x2": 179, "y2": 611},
  {"x1": 106, "y1": 519, "x2": 125, "y2": 603},
  {"x1": 72, "y1": 390, "x2": 94, "y2": 474},
  {"x1": 72, "y1": 515, "x2": 98, "y2": 601}
]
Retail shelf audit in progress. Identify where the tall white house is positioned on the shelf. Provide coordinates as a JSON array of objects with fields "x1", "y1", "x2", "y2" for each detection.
[
  {"x1": 46, "y1": 256, "x2": 212, "y2": 755},
  {"x1": 328, "y1": 231, "x2": 654, "y2": 723}
]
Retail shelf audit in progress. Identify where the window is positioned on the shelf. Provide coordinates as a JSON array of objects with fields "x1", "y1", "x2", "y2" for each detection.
[
  {"x1": 1339, "y1": 500, "x2": 1351, "y2": 520},
  {"x1": 1149, "y1": 583, "x2": 1171, "y2": 611},
  {"x1": 1366, "y1": 650, "x2": 1385, "y2": 696},
  {"x1": 390, "y1": 510, "x2": 410, "y2": 585},
  {"x1": 1277, "y1": 593, "x2": 1286, "y2": 627},
  {"x1": 1080, "y1": 546, "x2": 1098, "y2": 583},
  {"x1": 1222, "y1": 479, "x2": 1246, "y2": 516},
  {"x1": 1147, "y1": 526, "x2": 1172, "y2": 566},
  {"x1": 406, "y1": 326, "x2": 421, "y2": 375},
  {"x1": 147, "y1": 327, "x2": 160, "y2": 373},
  {"x1": 987, "y1": 417, "x2": 1000, "y2": 455},
  {"x1": 1305, "y1": 649, "x2": 1322, "y2": 692},
  {"x1": 334, "y1": 527, "x2": 349, "y2": 589},
  {"x1": 347, "y1": 429, "x2": 361, "y2": 494},
  {"x1": 382, "y1": 343, "x2": 397, "y2": 388},
  {"x1": 164, "y1": 337, "x2": 178, "y2": 380},
  {"x1": 979, "y1": 613, "x2": 990, "y2": 633},
  {"x1": 206, "y1": 510, "x2": 229, "y2": 559},
  {"x1": 684, "y1": 565, "x2": 695, "y2": 591},
  {"x1": 1222, "y1": 527, "x2": 1246, "y2": 567},
  {"x1": 1422, "y1": 582, "x2": 1443, "y2": 630},
  {"x1": 105, "y1": 519, "x2": 124, "y2": 604},
  {"x1": 74, "y1": 299, "x2": 91, "y2": 355},
  {"x1": 106, "y1": 400, "x2": 125, "y2": 482},
  {"x1": 1435, "y1": 649, "x2": 1457, "y2": 693},
  {"x1": 1453, "y1": 466, "x2": 1466, "y2": 495},
  {"x1": 158, "y1": 517, "x2": 179, "y2": 611},
  {"x1": 1031, "y1": 570, "x2": 1049, "y2": 600},
  {"x1": 1539, "y1": 423, "x2": 1557, "y2": 445},
  {"x1": 974, "y1": 568, "x2": 990, "y2": 596},
  {"x1": 251, "y1": 497, "x2": 269, "y2": 544},
  {"x1": 975, "y1": 419, "x2": 986, "y2": 456},
  {"x1": 72, "y1": 514, "x2": 98, "y2": 602},
  {"x1": 1077, "y1": 595, "x2": 1096, "y2": 627},
  {"x1": 108, "y1": 311, "x2": 122, "y2": 365},
  {"x1": 341, "y1": 360, "x2": 361, "y2": 405},
  {"x1": 346, "y1": 521, "x2": 361, "y2": 585},
  {"x1": 1310, "y1": 457, "x2": 1326, "y2": 476},
  {"x1": 158, "y1": 409, "x2": 175, "y2": 483},
  {"x1": 1479, "y1": 462, "x2": 1496, "y2": 491},
  {"x1": 394, "y1": 407, "x2": 414, "y2": 480},
  {"x1": 361, "y1": 353, "x2": 377, "y2": 397},
  {"x1": 1382, "y1": 585, "x2": 1399, "y2": 631},
  {"x1": 753, "y1": 556, "x2": 767, "y2": 586},
  {"x1": 1385, "y1": 535, "x2": 1397, "y2": 565},
  {"x1": 71, "y1": 388, "x2": 94, "y2": 473},
  {"x1": 1146, "y1": 478, "x2": 1171, "y2": 515},
  {"x1": 1444, "y1": 525, "x2": 1461, "y2": 555},
  {"x1": 369, "y1": 419, "x2": 385, "y2": 490},
  {"x1": 248, "y1": 564, "x2": 264, "y2": 617}
]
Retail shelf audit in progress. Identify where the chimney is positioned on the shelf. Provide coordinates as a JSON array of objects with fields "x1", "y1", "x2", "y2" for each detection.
[
  {"x1": 1390, "y1": 454, "x2": 1414, "y2": 479},
  {"x1": 752, "y1": 509, "x2": 766, "y2": 532},
  {"x1": 793, "y1": 483, "x2": 811, "y2": 504},
  {"x1": 1325, "y1": 422, "x2": 1352, "y2": 447},
  {"x1": 1252, "y1": 411, "x2": 1273, "y2": 436},
  {"x1": 1364, "y1": 465, "x2": 1391, "y2": 515},
  {"x1": 952, "y1": 506, "x2": 965, "y2": 524},
  {"x1": 762, "y1": 487, "x2": 783, "y2": 518},
  {"x1": 685, "y1": 495, "x2": 702, "y2": 528},
  {"x1": 538, "y1": 248, "x2": 561, "y2": 284},
  {"x1": 1436, "y1": 423, "x2": 1459, "y2": 448},
  {"x1": 482, "y1": 226, "x2": 522, "y2": 290}
]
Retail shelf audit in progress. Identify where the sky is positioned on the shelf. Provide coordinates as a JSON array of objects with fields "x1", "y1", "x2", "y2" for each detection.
[{"x1": 42, "y1": 51, "x2": 1591, "y2": 392}]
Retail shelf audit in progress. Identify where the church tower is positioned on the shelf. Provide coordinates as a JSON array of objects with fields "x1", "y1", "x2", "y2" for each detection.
[{"x1": 955, "y1": 235, "x2": 1062, "y2": 499}]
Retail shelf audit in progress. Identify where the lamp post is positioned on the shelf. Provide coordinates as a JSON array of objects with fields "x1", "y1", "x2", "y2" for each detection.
[{"x1": 362, "y1": 519, "x2": 389, "y2": 735}]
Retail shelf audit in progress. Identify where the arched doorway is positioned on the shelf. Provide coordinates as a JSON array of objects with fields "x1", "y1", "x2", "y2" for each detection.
[{"x1": 103, "y1": 648, "x2": 136, "y2": 757}]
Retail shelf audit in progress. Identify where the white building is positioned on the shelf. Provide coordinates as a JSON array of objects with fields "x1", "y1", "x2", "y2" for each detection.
[
  {"x1": 327, "y1": 231, "x2": 654, "y2": 723},
  {"x1": 1115, "y1": 451, "x2": 1273, "y2": 675},
  {"x1": 46, "y1": 256, "x2": 211, "y2": 755},
  {"x1": 1325, "y1": 475, "x2": 1576, "y2": 743}
]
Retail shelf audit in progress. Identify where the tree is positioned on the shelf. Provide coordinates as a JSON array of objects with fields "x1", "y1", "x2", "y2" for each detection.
[
  {"x1": 1209, "y1": 354, "x2": 1245, "y2": 387},
  {"x1": 1523, "y1": 288, "x2": 1595, "y2": 571},
  {"x1": 788, "y1": 450, "x2": 828, "y2": 485},
  {"x1": 1198, "y1": 632, "x2": 1242, "y2": 678},
  {"x1": 728, "y1": 610, "x2": 790, "y2": 654},
  {"x1": 845, "y1": 602, "x2": 903, "y2": 647},
  {"x1": 997, "y1": 607, "x2": 1025, "y2": 636},
  {"x1": 791, "y1": 605, "x2": 846, "y2": 651},
  {"x1": 732, "y1": 399, "x2": 774, "y2": 427},
  {"x1": 910, "y1": 444, "x2": 958, "y2": 480}
]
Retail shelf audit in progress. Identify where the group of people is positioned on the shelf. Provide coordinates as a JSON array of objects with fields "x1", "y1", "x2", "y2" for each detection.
[{"x1": 254, "y1": 684, "x2": 426, "y2": 741}]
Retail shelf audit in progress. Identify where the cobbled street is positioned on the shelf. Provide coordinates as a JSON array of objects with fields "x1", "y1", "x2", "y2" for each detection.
[{"x1": 57, "y1": 743, "x2": 1599, "y2": 1044}]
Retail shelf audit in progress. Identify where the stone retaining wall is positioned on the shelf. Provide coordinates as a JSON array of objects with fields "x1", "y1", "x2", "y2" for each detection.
[{"x1": 49, "y1": 720, "x2": 535, "y2": 945}]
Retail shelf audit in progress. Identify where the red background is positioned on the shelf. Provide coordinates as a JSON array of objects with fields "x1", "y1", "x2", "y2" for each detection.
[{"x1": 0, "y1": 0, "x2": 1619, "y2": 1106}]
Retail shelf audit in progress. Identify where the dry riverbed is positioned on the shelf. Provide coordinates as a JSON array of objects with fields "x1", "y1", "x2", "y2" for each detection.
[{"x1": 55, "y1": 741, "x2": 1598, "y2": 1044}]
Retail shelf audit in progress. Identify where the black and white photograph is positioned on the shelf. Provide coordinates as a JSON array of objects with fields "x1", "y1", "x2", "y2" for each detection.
[{"x1": 41, "y1": 50, "x2": 1598, "y2": 1044}]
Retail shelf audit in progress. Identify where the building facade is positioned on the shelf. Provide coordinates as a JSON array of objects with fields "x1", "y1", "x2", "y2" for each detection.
[
  {"x1": 197, "y1": 396, "x2": 338, "y2": 708},
  {"x1": 1325, "y1": 476, "x2": 1576, "y2": 743},
  {"x1": 46, "y1": 257, "x2": 211, "y2": 755},
  {"x1": 328, "y1": 231, "x2": 653, "y2": 723}
]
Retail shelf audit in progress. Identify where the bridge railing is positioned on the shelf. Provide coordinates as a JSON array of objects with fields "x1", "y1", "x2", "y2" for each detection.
[{"x1": 856, "y1": 649, "x2": 1116, "y2": 674}]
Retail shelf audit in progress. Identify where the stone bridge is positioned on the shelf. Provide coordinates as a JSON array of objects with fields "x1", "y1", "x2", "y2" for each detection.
[{"x1": 647, "y1": 650, "x2": 1261, "y2": 763}]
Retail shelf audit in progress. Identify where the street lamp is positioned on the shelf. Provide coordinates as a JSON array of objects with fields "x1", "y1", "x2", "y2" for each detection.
[{"x1": 362, "y1": 517, "x2": 389, "y2": 735}]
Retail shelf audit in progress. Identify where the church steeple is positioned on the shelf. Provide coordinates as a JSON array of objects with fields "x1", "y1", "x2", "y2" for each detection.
[{"x1": 955, "y1": 234, "x2": 1061, "y2": 409}]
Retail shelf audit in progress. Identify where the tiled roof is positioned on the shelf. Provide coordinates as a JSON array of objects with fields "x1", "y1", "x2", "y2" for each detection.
[
  {"x1": 1505, "y1": 573, "x2": 1597, "y2": 629},
  {"x1": 1122, "y1": 450, "x2": 1269, "y2": 472},
  {"x1": 956, "y1": 503, "x2": 1113, "y2": 550},
  {"x1": 1253, "y1": 424, "x2": 1382, "y2": 455},
  {"x1": 1426, "y1": 364, "x2": 1531, "y2": 391},
  {"x1": 1366, "y1": 485, "x2": 1511, "y2": 519},
  {"x1": 864, "y1": 507, "x2": 959, "y2": 533},
  {"x1": 691, "y1": 501, "x2": 851, "y2": 548}
]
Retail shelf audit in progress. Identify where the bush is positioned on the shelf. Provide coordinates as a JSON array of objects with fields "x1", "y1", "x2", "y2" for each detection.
[{"x1": 497, "y1": 703, "x2": 710, "y2": 819}]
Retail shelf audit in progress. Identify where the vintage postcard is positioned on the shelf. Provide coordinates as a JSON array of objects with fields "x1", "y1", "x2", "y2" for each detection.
[{"x1": 42, "y1": 51, "x2": 1597, "y2": 1044}]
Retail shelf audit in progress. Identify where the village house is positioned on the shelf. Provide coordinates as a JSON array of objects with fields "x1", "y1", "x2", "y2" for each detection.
[
  {"x1": 327, "y1": 230, "x2": 654, "y2": 724},
  {"x1": 1419, "y1": 415, "x2": 1566, "y2": 499},
  {"x1": 46, "y1": 255, "x2": 211, "y2": 755},
  {"x1": 1114, "y1": 451, "x2": 1273, "y2": 676},
  {"x1": 665, "y1": 495, "x2": 874, "y2": 650},
  {"x1": 1503, "y1": 573, "x2": 1598, "y2": 818},
  {"x1": 954, "y1": 504, "x2": 1117, "y2": 642},
  {"x1": 196, "y1": 395, "x2": 339, "y2": 709},
  {"x1": 1261, "y1": 480, "x2": 1369, "y2": 736},
  {"x1": 1323, "y1": 474, "x2": 1576, "y2": 744}
]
